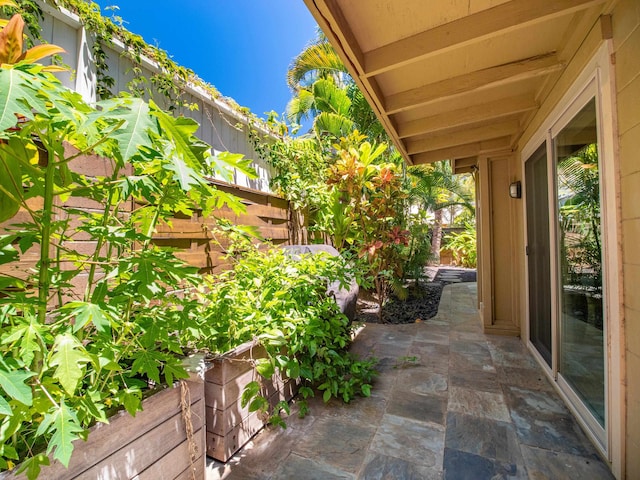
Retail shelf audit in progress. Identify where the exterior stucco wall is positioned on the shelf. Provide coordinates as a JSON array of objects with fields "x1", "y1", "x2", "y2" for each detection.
[{"x1": 612, "y1": 0, "x2": 640, "y2": 477}]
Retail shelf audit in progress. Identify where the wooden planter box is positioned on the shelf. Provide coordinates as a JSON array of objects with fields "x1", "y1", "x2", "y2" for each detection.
[
  {"x1": 205, "y1": 341, "x2": 299, "y2": 462},
  {"x1": 1, "y1": 376, "x2": 206, "y2": 480}
]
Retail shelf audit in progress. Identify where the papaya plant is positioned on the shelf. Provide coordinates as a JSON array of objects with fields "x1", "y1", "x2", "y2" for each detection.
[{"x1": 0, "y1": 14, "x2": 254, "y2": 477}]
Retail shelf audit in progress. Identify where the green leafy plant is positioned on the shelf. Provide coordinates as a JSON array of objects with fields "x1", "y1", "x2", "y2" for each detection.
[
  {"x1": 558, "y1": 143, "x2": 602, "y2": 289},
  {"x1": 322, "y1": 133, "x2": 409, "y2": 319},
  {"x1": 442, "y1": 223, "x2": 477, "y2": 268},
  {"x1": 193, "y1": 244, "x2": 376, "y2": 424},
  {"x1": 0, "y1": 22, "x2": 251, "y2": 474},
  {"x1": 249, "y1": 124, "x2": 331, "y2": 244},
  {"x1": 400, "y1": 210, "x2": 433, "y2": 282}
]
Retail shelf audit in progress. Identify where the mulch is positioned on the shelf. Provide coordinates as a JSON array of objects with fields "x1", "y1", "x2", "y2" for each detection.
[{"x1": 355, "y1": 267, "x2": 477, "y2": 324}]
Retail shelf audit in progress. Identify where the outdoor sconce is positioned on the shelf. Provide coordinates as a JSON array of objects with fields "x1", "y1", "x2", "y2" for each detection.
[{"x1": 509, "y1": 181, "x2": 522, "y2": 199}]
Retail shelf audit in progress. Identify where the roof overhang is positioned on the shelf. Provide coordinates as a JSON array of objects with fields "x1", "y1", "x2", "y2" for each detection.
[{"x1": 303, "y1": 0, "x2": 613, "y2": 165}]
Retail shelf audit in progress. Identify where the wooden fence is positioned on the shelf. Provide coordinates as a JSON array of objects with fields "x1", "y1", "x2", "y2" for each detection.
[
  {"x1": 0, "y1": 151, "x2": 295, "y2": 296},
  {"x1": 155, "y1": 181, "x2": 294, "y2": 274}
]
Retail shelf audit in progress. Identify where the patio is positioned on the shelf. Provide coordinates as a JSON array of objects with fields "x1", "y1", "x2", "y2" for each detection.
[{"x1": 206, "y1": 282, "x2": 613, "y2": 479}]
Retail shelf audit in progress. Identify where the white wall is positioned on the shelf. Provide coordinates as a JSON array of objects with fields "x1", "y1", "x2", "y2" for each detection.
[{"x1": 37, "y1": 2, "x2": 274, "y2": 193}]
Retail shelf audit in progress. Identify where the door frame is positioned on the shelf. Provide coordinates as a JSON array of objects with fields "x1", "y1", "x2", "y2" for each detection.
[{"x1": 521, "y1": 41, "x2": 623, "y2": 475}]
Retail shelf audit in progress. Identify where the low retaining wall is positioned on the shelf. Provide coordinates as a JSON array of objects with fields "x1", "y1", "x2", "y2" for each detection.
[
  {"x1": 204, "y1": 341, "x2": 298, "y2": 462},
  {"x1": 1, "y1": 378, "x2": 205, "y2": 480}
]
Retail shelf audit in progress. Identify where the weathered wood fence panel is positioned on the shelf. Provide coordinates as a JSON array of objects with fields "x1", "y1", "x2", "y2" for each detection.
[
  {"x1": 153, "y1": 181, "x2": 292, "y2": 274},
  {"x1": 0, "y1": 154, "x2": 293, "y2": 287}
]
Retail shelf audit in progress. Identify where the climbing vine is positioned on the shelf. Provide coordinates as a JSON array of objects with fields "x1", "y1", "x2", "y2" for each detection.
[{"x1": 5, "y1": 0, "x2": 274, "y2": 127}]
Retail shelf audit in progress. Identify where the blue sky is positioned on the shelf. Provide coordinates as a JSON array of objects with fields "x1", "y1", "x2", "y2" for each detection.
[{"x1": 93, "y1": 1, "x2": 318, "y2": 124}]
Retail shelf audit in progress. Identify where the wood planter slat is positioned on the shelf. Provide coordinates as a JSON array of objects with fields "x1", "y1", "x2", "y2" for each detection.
[
  {"x1": 204, "y1": 341, "x2": 299, "y2": 462},
  {"x1": 1, "y1": 377, "x2": 205, "y2": 480}
]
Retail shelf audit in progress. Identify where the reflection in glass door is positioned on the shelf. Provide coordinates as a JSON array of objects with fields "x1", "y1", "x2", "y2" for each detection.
[
  {"x1": 525, "y1": 144, "x2": 552, "y2": 366},
  {"x1": 554, "y1": 98, "x2": 605, "y2": 429}
]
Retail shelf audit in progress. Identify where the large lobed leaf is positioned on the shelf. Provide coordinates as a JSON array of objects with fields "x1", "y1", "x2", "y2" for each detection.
[
  {"x1": 49, "y1": 334, "x2": 91, "y2": 396},
  {"x1": 1, "y1": 314, "x2": 46, "y2": 368},
  {"x1": 0, "y1": 66, "x2": 48, "y2": 131},
  {"x1": 95, "y1": 97, "x2": 158, "y2": 163},
  {"x1": 60, "y1": 301, "x2": 113, "y2": 334},
  {"x1": 0, "y1": 359, "x2": 35, "y2": 406},
  {"x1": 36, "y1": 401, "x2": 84, "y2": 467},
  {"x1": 0, "y1": 141, "x2": 22, "y2": 222}
]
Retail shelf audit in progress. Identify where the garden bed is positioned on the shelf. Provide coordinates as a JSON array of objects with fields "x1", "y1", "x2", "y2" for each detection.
[
  {"x1": 204, "y1": 341, "x2": 299, "y2": 462},
  {"x1": 356, "y1": 268, "x2": 477, "y2": 324},
  {"x1": 0, "y1": 377, "x2": 205, "y2": 480}
]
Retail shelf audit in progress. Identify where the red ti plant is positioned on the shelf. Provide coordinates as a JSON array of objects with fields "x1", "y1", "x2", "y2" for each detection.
[{"x1": 325, "y1": 132, "x2": 408, "y2": 320}]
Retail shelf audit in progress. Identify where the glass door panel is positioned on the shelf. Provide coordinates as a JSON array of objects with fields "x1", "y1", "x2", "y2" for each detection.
[
  {"x1": 555, "y1": 98, "x2": 605, "y2": 427},
  {"x1": 525, "y1": 143, "x2": 552, "y2": 366}
]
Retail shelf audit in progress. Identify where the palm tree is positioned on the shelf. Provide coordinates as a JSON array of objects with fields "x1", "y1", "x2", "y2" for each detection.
[
  {"x1": 287, "y1": 31, "x2": 349, "y2": 91},
  {"x1": 286, "y1": 35, "x2": 391, "y2": 145},
  {"x1": 286, "y1": 77, "x2": 354, "y2": 138},
  {"x1": 407, "y1": 162, "x2": 475, "y2": 262}
]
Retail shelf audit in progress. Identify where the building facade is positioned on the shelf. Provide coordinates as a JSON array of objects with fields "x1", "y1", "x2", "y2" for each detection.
[{"x1": 302, "y1": 1, "x2": 640, "y2": 477}]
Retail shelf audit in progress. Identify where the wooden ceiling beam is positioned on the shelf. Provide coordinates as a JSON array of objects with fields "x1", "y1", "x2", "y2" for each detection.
[
  {"x1": 406, "y1": 120, "x2": 520, "y2": 155},
  {"x1": 321, "y1": 0, "x2": 366, "y2": 74},
  {"x1": 516, "y1": 10, "x2": 609, "y2": 149},
  {"x1": 397, "y1": 95, "x2": 537, "y2": 139},
  {"x1": 386, "y1": 53, "x2": 563, "y2": 115},
  {"x1": 304, "y1": 0, "x2": 412, "y2": 162},
  {"x1": 363, "y1": 0, "x2": 606, "y2": 77},
  {"x1": 411, "y1": 138, "x2": 512, "y2": 164}
]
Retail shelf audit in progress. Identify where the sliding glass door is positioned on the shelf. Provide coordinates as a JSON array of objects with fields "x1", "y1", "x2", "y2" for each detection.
[
  {"x1": 525, "y1": 144, "x2": 552, "y2": 367},
  {"x1": 525, "y1": 91, "x2": 606, "y2": 448},
  {"x1": 555, "y1": 98, "x2": 605, "y2": 429}
]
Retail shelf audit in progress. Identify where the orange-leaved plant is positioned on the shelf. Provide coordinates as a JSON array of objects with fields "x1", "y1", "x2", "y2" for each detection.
[{"x1": 0, "y1": 0, "x2": 65, "y2": 69}]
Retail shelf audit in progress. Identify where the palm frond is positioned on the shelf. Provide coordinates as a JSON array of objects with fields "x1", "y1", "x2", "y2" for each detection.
[
  {"x1": 314, "y1": 112, "x2": 355, "y2": 137},
  {"x1": 313, "y1": 78, "x2": 351, "y2": 116},
  {"x1": 285, "y1": 88, "x2": 316, "y2": 124},
  {"x1": 407, "y1": 161, "x2": 475, "y2": 213},
  {"x1": 287, "y1": 41, "x2": 349, "y2": 90},
  {"x1": 347, "y1": 84, "x2": 388, "y2": 143}
]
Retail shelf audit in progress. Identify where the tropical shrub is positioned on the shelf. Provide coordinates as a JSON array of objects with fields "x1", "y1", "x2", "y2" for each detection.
[
  {"x1": 401, "y1": 211, "x2": 433, "y2": 282},
  {"x1": 320, "y1": 134, "x2": 409, "y2": 318},
  {"x1": 442, "y1": 224, "x2": 477, "y2": 268},
  {"x1": 192, "y1": 244, "x2": 376, "y2": 425}
]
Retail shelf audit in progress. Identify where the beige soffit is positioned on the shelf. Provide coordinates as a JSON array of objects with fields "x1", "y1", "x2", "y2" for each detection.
[{"x1": 303, "y1": 0, "x2": 612, "y2": 164}]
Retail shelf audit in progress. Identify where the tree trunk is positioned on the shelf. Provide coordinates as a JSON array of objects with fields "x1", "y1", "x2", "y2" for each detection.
[
  {"x1": 430, "y1": 208, "x2": 443, "y2": 264},
  {"x1": 289, "y1": 205, "x2": 307, "y2": 245}
]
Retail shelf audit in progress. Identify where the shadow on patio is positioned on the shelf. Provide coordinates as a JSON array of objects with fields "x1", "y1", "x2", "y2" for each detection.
[{"x1": 207, "y1": 283, "x2": 613, "y2": 480}]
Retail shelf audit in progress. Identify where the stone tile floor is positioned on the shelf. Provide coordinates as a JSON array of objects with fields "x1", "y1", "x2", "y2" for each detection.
[{"x1": 206, "y1": 283, "x2": 614, "y2": 480}]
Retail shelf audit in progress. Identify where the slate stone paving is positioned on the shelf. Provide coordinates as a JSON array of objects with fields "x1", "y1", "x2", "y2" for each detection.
[{"x1": 207, "y1": 283, "x2": 614, "y2": 480}]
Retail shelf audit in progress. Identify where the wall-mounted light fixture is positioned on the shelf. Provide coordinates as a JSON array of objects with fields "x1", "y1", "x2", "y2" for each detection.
[{"x1": 509, "y1": 181, "x2": 521, "y2": 199}]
